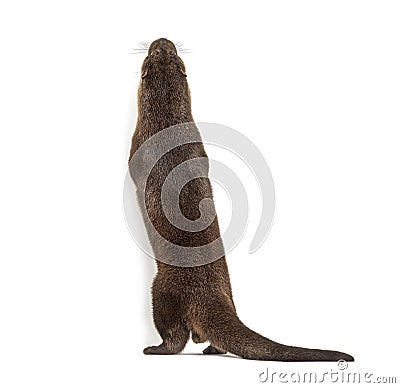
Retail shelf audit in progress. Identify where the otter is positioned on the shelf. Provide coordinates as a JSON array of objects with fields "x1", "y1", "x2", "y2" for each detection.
[{"x1": 128, "y1": 38, "x2": 354, "y2": 361}]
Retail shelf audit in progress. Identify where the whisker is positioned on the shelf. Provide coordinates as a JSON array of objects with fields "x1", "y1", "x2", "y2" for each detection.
[
  {"x1": 176, "y1": 40, "x2": 190, "y2": 52},
  {"x1": 132, "y1": 40, "x2": 190, "y2": 55},
  {"x1": 130, "y1": 48, "x2": 148, "y2": 55},
  {"x1": 138, "y1": 40, "x2": 150, "y2": 49},
  {"x1": 175, "y1": 40, "x2": 191, "y2": 54},
  {"x1": 131, "y1": 40, "x2": 150, "y2": 55}
]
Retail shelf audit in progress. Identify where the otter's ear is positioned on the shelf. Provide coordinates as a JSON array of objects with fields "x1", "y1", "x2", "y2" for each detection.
[
  {"x1": 141, "y1": 69, "x2": 148, "y2": 79},
  {"x1": 180, "y1": 68, "x2": 187, "y2": 77}
]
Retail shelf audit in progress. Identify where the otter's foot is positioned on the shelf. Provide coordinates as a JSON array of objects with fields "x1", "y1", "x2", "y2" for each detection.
[
  {"x1": 143, "y1": 344, "x2": 179, "y2": 355},
  {"x1": 203, "y1": 345, "x2": 226, "y2": 355}
]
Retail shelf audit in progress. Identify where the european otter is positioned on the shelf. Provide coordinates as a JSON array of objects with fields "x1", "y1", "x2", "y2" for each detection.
[{"x1": 128, "y1": 38, "x2": 353, "y2": 361}]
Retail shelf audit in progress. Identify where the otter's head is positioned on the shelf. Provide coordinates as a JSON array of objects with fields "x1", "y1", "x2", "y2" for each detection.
[
  {"x1": 140, "y1": 38, "x2": 187, "y2": 83},
  {"x1": 138, "y1": 38, "x2": 191, "y2": 119}
]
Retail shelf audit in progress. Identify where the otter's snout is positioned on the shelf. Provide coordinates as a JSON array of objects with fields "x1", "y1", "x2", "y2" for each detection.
[
  {"x1": 149, "y1": 47, "x2": 177, "y2": 58},
  {"x1": 142, "y1": 38, "x2": 187, "y2": 78},
  {"x1": 148, "y1": 38, "x2": 177, "y2": 57},
  {"x1": 146, "y1": 39, "x2": 179, "y2": 67}
]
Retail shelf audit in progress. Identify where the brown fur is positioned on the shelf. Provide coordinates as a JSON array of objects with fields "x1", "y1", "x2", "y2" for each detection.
[{"x1": 129, "y1": 38, "x2": 354, "y2": 361}]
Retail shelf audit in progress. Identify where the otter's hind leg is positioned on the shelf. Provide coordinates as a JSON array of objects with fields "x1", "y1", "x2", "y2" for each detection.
[
  {"x1": 143, "y1": 292, "x2": 189, "y2": 355},
  {"x1": 191, "y1": 330, "x2": 226, "y2": 354},
  {"x1": 191, "y1": 330, "x2": 206, "y2": 343}
]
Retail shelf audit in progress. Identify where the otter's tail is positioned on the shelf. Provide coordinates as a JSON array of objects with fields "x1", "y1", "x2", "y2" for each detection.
[{"x1": 200, "y1": 299, "x2": 354, "y2": 362}]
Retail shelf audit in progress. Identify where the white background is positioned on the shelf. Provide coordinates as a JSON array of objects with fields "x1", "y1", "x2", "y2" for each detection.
[{"x1": 1, "y1": 1, "x2": 399, "y2": 387}]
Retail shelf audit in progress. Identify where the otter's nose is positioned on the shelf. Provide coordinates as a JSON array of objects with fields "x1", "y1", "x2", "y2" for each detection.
[{"x1": 151, "y1": 47, "x2": 176, "y2": 57}]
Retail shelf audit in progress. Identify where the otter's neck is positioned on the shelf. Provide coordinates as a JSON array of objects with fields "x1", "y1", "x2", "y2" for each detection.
[{"x1": 137, "y1": 78, "x2": 193, "y2": 137}]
